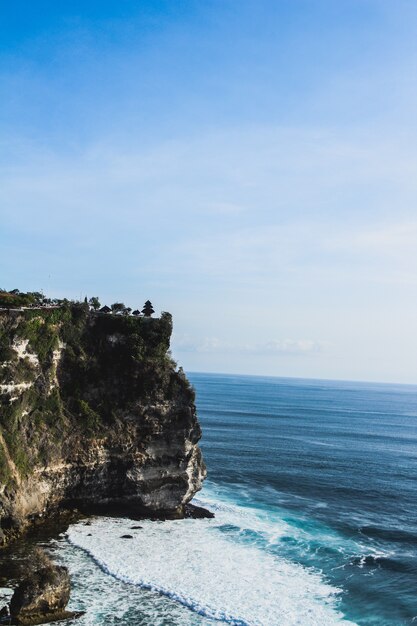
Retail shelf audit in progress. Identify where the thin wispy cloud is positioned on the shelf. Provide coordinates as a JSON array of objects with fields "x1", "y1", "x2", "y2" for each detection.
[
  {"x1": 173, "y1": 335, "x2": 327, "y2": 356},
  {"x1": 1, "y1": 0, "x2": 417, "y2": 382}
]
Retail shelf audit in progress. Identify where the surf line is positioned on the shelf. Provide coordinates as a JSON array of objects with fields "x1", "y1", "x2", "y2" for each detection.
[{"x1": 66, "y1": 536, "x2": 251, "y2": 626}]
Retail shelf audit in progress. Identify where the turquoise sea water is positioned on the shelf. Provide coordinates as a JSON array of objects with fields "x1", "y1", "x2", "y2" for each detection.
[
  {"x1": 15, "y1": 373, "x2": 417, "y2": 625},
  {"x1": 189, "y1": 373, "x2": 417, "y2": 625}
]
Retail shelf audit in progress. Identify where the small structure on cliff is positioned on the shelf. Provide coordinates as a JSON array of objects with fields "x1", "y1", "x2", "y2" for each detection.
[
  {"x1": 99, "y1": 305, "x2": 111, "y2": 314},
  {"x1": 142, "y1": 300, "x2": 155, "y2": 317}
]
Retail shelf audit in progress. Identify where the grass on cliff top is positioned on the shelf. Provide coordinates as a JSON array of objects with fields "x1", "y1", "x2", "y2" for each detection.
[{"x1": 0, "y1": 305, "x2": 193, "y2": 482}]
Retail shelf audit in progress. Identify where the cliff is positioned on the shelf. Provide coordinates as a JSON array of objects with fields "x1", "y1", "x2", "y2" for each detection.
[{"x1": 0, "y1": 305, "x2": 206, "y2": 544}]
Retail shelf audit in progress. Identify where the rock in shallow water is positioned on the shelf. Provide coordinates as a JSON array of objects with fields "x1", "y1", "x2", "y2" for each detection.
[
  {"x1": 184, "y1": 503, "x2": 214, "y2": 519},
  {"x1": 5, "y1": 551, "x2": 81, "y2": 626}
]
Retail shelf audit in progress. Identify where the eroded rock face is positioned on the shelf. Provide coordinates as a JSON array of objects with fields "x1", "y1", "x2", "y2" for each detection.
[
  {"x1": 0, "y1": 307, "x2": 206, "y2": 541},
  {"x1": 9, "y1": 563, "x2": 70, "y2": 625}
]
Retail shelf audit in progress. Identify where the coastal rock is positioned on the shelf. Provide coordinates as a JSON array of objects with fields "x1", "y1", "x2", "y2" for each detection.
[
  {"x1": 0, "y1": 306, "x2": 206, "y2": 543},
  {"x1": 184, "y1": 503, "x2": 215, "y2": 519},
  {"x1": 8, "y1": 551, "x2": 74, "y2": 625}
]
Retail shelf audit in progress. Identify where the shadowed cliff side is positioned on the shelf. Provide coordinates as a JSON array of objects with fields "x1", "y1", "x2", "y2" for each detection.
[{"x1": 0, "y1": 304, "x2": 206, "y2": 544}]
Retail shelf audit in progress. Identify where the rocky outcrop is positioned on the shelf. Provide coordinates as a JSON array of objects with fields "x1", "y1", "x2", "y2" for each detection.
[
  {"x1": 0, "y1": 305, "x2": 206, "y2": 543},
  {"x1": 9, "y1": 564, "x2": 70, "y2": 624},
  {"x1": 1, "y1": 549, "x2": 80, "y2": 625}
]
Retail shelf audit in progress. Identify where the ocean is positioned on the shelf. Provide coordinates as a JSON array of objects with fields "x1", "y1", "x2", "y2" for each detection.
[{"x1": 16, "y1": 373, "x2": 417, "y2": 625}]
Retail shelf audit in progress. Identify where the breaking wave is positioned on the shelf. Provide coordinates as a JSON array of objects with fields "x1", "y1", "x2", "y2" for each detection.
[{"x1": 67, "y1": 486, "x2": 356, "y2": 626}]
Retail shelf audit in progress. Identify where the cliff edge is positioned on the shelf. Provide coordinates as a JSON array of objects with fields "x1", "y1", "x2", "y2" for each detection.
[{"x1": 0, "y1": 304, "x2": 206, "y2": 543}]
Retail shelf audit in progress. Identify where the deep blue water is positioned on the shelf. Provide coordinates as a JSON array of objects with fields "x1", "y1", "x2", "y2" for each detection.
[
  {"x1": 3, "y1": 373, "x2": 415, "y2": 625},
  {"x1": 189, "y1": 372, "x2": 417, "y2": 626}
]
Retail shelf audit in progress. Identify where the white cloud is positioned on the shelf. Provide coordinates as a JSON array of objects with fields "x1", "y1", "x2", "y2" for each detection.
[
  {"x1": 353, "y1": 221, "x2": 417, "y2": 253},
  {"x1": 172, "y1": 334, "x2": 326, "y2": 356},
  {"x1": 262, "y1": 339, "x2": 325, "y2": 355},
  {"x1": 201, "y1": 201, "x2": 246, "y2": 215},
  {"x1": 2, "y1": 125, "x2": 417, "y2": 382}
]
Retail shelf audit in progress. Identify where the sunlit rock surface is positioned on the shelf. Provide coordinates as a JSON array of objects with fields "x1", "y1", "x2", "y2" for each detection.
[{"x1": 0, "y1": 306, "x2": 206, "y2": 542}]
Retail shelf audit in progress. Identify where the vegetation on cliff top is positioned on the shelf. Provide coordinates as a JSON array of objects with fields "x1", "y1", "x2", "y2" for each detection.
[
  {"x1": 0, "y1": 292, "x2": 194, "y2": 484},
  {"x1": 0, "y1": 289, "x2": 156, "y2": 318}
]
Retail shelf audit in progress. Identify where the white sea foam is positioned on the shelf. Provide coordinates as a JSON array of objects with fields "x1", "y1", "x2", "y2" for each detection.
[{"x1": 67, "y1": 489, "x2": 357, "y2": 626}]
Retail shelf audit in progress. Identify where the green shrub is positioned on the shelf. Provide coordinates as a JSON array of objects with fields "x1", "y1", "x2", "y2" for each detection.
[
  {"x1": 77, "y1": 400, "x2": 101, "y2": 431},
  {"x1": 0, "y1": 438, "x2": 11, "y2": 483}
]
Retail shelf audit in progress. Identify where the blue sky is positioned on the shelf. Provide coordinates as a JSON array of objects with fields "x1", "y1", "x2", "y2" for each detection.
[{"x1": 1, "y1": 1, "x2": 417, "y2": 382}]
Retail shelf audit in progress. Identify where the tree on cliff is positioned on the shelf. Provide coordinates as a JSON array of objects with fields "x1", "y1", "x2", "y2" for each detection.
[
  {"x1": 142, "y1": 300, "x2": 155, "y2": 317},
  {"x1": 111, "y1": 302, "x2": 125, "y2": 314},
  {"x1": 89, "y1": 296, "x2": 101, "y2": 311}
]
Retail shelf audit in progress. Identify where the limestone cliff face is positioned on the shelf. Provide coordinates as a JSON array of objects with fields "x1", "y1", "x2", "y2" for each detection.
[{"x1": 0, "y1": 306, "x2": 206, "y2": 541}]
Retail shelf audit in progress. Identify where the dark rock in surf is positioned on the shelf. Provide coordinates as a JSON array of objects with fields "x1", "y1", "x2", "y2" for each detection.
[
  {"x1": 184, "y1": 503, "x2": 214, "y2": 519},
  {"x1": 8, "y1": 551, "x2": 77, "y2": 625}
]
